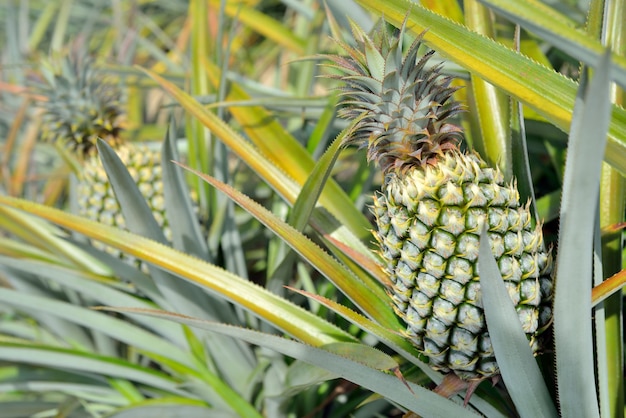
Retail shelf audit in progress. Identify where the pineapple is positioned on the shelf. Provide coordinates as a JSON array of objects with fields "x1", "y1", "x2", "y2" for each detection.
[
  {"x1": 35, "y1": 55, "x2": 170, "y2": 266},
  {"x1": 327, "y1": 23, "x2": 554, "y2": 381}
]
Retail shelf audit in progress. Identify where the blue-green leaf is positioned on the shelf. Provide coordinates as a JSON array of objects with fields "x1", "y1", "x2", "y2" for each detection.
[
  {"x1": 553, "y1": 50, "x2": 613, "y2": 418},
  {"x1": 96, "y1": 140, "x2": 217, "y2": 323},
  {"x1": 0, "y1": 287, "x2": 192, "y2": 367},
  {"x1": 161, "y1": 120, "x2": 211, "y2": 261},
  {"x1": 0, "y1": 344, "x2": 190, "y2": 396},
  {"x1": 102, "y1": 307, "x2": 480, "y2": 417},
  {"x1": 478, "y1": 227, "x2": 557, "y2": 418}
]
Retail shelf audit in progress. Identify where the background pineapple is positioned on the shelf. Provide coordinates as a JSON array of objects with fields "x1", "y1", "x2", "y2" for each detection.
[
  {"x1": 327, "y1": 23, "x2": 554, "y2": 381},
  {"x1": 34, "y1": 54, "x2": 171, "y2": 266}
]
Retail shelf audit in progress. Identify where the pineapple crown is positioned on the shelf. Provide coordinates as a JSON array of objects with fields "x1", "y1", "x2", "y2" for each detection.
[
  {"x1": 325, "y1": 20, "x2": 464, "y2": 174},
  {"x1": 33, "y1": 54, "x2": 124, "y2": 157}
]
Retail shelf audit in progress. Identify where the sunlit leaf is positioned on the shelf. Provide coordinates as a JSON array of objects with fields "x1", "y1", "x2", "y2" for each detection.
[
  {"x1": 0, "y1": 196, "x2": 354, "y2": 347},
  {"x1": 174, "y1": 163, "x2": 401, "y2": 330}
]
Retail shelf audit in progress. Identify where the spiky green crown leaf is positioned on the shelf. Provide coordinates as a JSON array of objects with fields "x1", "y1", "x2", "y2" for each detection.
[
  {"x1": 326, "y1": 21, "x2": 464, "y2": 174},
  {"x1": 34, "y1": 55, "x2": 124, "y2": 157}
]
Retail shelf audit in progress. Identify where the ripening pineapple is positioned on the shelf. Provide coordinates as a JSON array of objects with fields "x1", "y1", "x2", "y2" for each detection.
[
  {"x1": 327, "y1": 23, "x2": 554, "y2": 381},
  {"x1": 35, "y1": 56, "x2": 170, "y2": 266}
]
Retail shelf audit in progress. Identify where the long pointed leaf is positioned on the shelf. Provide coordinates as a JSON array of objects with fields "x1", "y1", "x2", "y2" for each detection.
[
  {"x1": 97, "y1": 140, "x2": 225, "y2": 324},
  {"x1": 287, "y1": 286, "x2": 513, "y2": 417},
  {"x1": 0, "y1": 256, "x2": 186, "y2": 346},
  {"x1": 141, "y1": 66, "x2": 373, "y2": 241},
  {"x1": 201, "y1": 57, "x2": 374, "y2": 237},
  {"x1": 162, "y1": 121, "x2": 210, "y2": 261},
  {"x1": 0, "y1": 343, "x2": 191, "y2": 397},
  {"x1": 143, "y1": 66, "x2": 378, "y2": 277},
  {"x1": 289, "y1": 131, "x2": 349, "y2": 233},
  {"x1": 0, "y1": 206, "x2": 110, "y2": 275},
  {"x1": 478, "y1": 227, "x2": 557, "y2": 418},
  {"x1": 0, "y1": 287, "x2": 192, "y2": 367},
  {"x1": 162, "y1": 123, "x2": 256, "y2": 379},
  {"x1": 285, "y1": 287, "x2": 429, "y2": 373},
  {"x1": 268, "y1": 123, "x2": 354, "y2": 289},
  {"x1": 272, "y1": 115, "x2": 385, "y2": 299},
  {"x1": 2, "y1": 276, "x2": 94, "y2": 350},
  {"x1": 553, "y1": 50, "x2": 613, "y2": 418},
  {"x1": 478, "y1": 0, "x2": 626, "y2": 90}
]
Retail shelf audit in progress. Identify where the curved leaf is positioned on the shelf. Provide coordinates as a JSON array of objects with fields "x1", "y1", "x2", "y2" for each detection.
[
  {"x1": 284, "y1": 286, "x2": 443, "y2": 382},
  {"x1": 0, "y1": 287, "x2": 192, "y2": 367},
  {"x1": 0, "y1": 196, "x2": 354, "y2": 347},
  {"x1": 97, "y1": 140, "x2": 233, "y2": 324},
  {"x1": 0, "y1": 206, "x2": 110, "y2": 275},
  {"x1": 141, "y1": 66, "x2": 373, "y2": 242},
  {"x1": 0, "y1": 343, "x2": 191, "y2": 397},
  {"x1": 0, "y1": 256, "x2": 186, "y2": 346},
  {"x1": 478, "y1": 0, "x2": 626, "y2": 90}
]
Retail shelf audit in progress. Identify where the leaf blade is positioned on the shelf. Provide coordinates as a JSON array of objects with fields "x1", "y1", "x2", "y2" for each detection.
[
  {"x1": 478, "y1": 228, "x2": 557, "y2": 418},
  {"x1": 553, "y1": 51, "x2": 613, "y2": 418},
  {"x1": 175, "y1": 163, "x2": 402, "y2": 331}
]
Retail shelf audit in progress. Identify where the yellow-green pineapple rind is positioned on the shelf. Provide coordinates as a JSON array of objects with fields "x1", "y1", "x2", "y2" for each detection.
[{"x1": 373, "y1": 151, "x2": 553, "y2": 379}]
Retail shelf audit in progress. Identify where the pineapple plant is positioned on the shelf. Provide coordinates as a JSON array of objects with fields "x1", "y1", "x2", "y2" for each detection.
[
  {"x1": 326, "y1": 22, "x2": 555, "y2": 382},
  {"x1": 34, "y1": 55, "x2": 173, "y2": 265}
]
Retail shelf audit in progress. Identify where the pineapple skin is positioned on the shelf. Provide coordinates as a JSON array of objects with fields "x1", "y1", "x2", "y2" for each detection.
[
  {"x1": 327, "y1": 21, "x2": 555, "y2": 380},
  {"x1": 77, "y1": 144, "x2": 170, "y2": 269},
  {"x1": 373, "y1": 150, "x2": 553, "y2": 379}
]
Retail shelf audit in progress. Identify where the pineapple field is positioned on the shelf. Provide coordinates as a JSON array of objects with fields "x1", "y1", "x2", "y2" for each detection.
[{"x1": 0, "y1": 1, "x2": 625, "y2": 417}]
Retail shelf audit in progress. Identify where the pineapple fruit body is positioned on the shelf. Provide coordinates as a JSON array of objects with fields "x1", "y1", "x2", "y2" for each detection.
[
  {"x1": 328, "y1": 22, "x2": 554, "y2": 380},
  {"x1": 373, "y1": 150, "x2": 552, "y2": 379}
]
